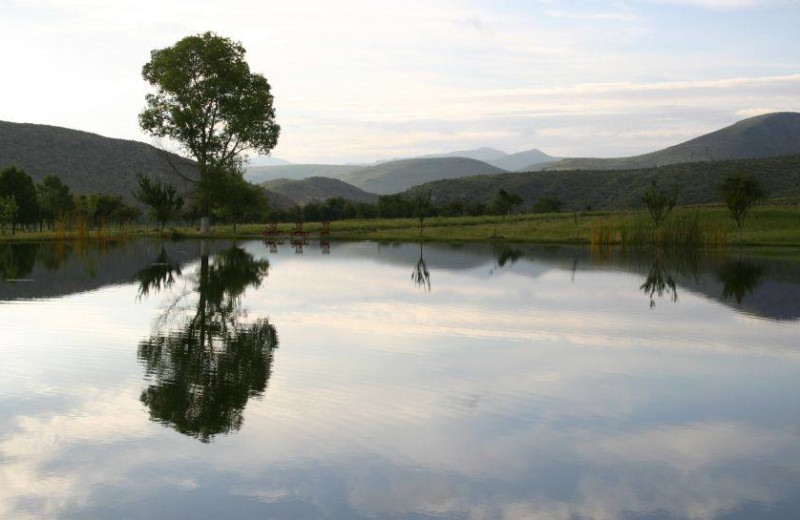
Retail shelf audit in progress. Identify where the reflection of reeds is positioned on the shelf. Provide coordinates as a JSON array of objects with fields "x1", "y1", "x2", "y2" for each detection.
[{"x1": 590, "y1": 212, "x2": 727, "y2": 252}]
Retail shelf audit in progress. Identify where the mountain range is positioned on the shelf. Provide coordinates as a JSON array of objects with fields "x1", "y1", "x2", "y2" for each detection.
[
  {"x1": 244, "y1": 148, "x2": 557, "y2": 190},
  {"x1": 3, "y1": 112, "x2": 800, "y2": 210}
]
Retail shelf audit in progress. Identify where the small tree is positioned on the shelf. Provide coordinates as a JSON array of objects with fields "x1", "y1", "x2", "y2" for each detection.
[
  {"x1": 641, "y1": 179, "x2": 678, "y2": 229},
  {"x1": 214, "y1": 177, "x2": 270, "y2": 232},
  {"x1": 493, "y1": 189, "x2": 523, "y2": 219},
  {"x1": 0, "y1": 196, "x2": 19, "y2": 235},
  {"x1": 0, "y1": 166, "x2": 40, "y2": 233},
  {"x1": 719, "y1": 174, "x2": 766, "y2": 243},
  {"x1": 37, "y1": 175, "x2": 75, "y2": 229},
  {"x1": 532, "y1": 196, "x2": 563, "y2": 214},
  {"x1": 135, "y1": 174, "x2": 184, "y2": 232},
  {"x1": 413, "y1": 191, "x2": 432, "y2": 235}
]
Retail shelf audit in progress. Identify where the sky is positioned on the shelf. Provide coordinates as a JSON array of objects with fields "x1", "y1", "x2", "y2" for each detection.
[{"x1": 1, "y1": 0, "x2": 800, "y2": 164}]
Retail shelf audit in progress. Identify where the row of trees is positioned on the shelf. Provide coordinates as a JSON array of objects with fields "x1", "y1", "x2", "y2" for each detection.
[
  {"x1": 642, "y1": 174, "x2": 766, "y2": 241},
  {"x1": 0, "y1": 162, "x2": 273, "y2": 235},
  {"x1": 0, "y1": 166, "x2": 143, "y2": 234},
  {"x1": 270, "y1": 189, "x2": 537, "y2": 224}
]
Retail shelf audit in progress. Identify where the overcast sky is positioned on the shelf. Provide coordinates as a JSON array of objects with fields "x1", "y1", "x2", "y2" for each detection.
[{"x1": 2, "y1": 0, "x2": 800, "y2": 163}]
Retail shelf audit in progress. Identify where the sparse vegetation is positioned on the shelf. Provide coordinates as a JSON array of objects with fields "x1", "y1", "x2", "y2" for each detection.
[
  {"x1": 641, "y1": 179, "x2": 679, "y2": 229},
  {"x1": 135, "y1": 174, "x2": 184, "y2": 232},
  {"x1": 719, "y1": 174, "x2": 767, "y2": 243}
]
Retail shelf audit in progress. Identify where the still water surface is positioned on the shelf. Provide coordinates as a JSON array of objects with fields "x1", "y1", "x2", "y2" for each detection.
[{"x1": 1, "y1": 240, "x2": 800, "y2": 519}]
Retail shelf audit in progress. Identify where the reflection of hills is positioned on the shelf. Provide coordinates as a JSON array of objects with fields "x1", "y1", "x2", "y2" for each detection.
[
  {"x1": 337, "y1": 242, "x2": 506, "y2": 271},
  {"x1": 2, "y1": 239, "x2": 799, "y2": 321},
  {"x1": 343, "y1": 242, "x2": 800, "y2": 321},
  {"x1": 501, "y1": 246, "x2": 800, "y2": 321},
  {"x1": 0, "y1": 240, "x2": 235, "y2": 301}
]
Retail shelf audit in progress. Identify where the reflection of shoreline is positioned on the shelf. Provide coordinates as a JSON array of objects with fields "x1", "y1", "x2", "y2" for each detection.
[
  {"x1": 1, "y1": 240, "x2": 799, "y2": 321},
  {"x1": 0, "y1": 240, "x2": 235, "y2": 301},
  {"x1": 483, "y1": 244, "x2": 798, "y2": 321}
]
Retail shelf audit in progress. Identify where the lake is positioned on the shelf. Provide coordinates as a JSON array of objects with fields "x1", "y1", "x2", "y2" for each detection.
[{"x1": 1, "y1": 239, "x2": 800, "y2": 520}]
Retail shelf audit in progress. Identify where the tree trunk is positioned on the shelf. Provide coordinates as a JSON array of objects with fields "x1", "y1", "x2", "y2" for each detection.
[{"x1": 200, "y1": 216, "x2": 210, "y2": 234}]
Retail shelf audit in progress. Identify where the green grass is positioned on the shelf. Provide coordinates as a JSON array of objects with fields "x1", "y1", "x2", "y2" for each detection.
[{"x1": 2, "y1": 205, "x2": 799, "y2": 249}]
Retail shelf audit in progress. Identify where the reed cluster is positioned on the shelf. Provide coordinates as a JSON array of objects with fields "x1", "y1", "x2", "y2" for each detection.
[{"x1": 590, "y1": 212, "x2": 727, "y2": 251}]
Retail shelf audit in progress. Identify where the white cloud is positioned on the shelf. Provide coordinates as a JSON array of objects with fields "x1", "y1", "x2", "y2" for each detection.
[{"x1": 0, "y1": 0, "x2": 798, "y2": 161}]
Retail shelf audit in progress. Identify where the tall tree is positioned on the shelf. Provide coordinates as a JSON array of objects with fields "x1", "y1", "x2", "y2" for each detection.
[
  {"x1": 719, "y1": 174, "x2": 766, "y2": 243},
  {"x1": 135, "y1": 174, "x2": 184, "y2": 232},
  {"x1": 139, "y1": 32, "x2": 280, "y2": 234},
  {"x1": 37, "y1": 175, "x2": 75, "y2": 229},
  {"x1": 0, "y1": 166, "x2": 39, "y2": 234}
]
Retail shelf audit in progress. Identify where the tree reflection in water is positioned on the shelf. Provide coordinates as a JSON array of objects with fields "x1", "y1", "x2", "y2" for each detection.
[
  {"x1": 718, "y1": 259, "x2": 766, "y2": 304},
  {"x1": 489, "y1": 245, "x2": 523, "y2": 275},
  {"x1": 0, "y1": 243, "x2": 38, "y2": 281},
  {"x1": 411, "y1": 243, "x2": 431, "y2": 291},
  {"x1": 640, "y1": 255, "x2": 679, "y2": 308},
  {"x1": 136, "y1": 243, "x2": 279, "y2": 443},
  {"x1": 134, "y1": 244, "x2": 182, "y2": 299}
]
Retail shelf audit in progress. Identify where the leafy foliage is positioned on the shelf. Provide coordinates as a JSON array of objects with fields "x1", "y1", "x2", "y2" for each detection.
[
  {"x1": 719, "y1": 174, "x2": 766, "y2": 241},
  {"x1": 0, "y1": 196, "x2": 18, "y2": 234},
  {"x1": 532, "y1": 196, "x2": 563, "y2": 214},
  {"x1": 213, "y1": 177, "x2": 271, "y2": 231},
  {"x1": 492, "y1": 189, "x2": 523, "y2": 217},
  {"x1": 36, "y1": 175, "x2": 75, "y2": 227},
  {"x1": 135, "y1": 174, "x2": 184, "y2": 231},
  {"x1": 641, "y1": 179, "x2": 679, "y2": 229},
  {"x1": 139, "y1": 31, "x2": 280, "y2": 218},
  {"x1": 0, "y1": 166, "x2": 39, "y2": 233}
]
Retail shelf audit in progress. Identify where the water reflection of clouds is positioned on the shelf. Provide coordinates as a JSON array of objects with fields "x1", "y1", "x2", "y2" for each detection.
[{"x1": 1, "y1": 242, "x2": 800, "y2": 519}]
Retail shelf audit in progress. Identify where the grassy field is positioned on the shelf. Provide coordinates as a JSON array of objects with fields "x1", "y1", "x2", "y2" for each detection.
[{"x1": 1, "y1": 205, "x2": 799, "y2": 249}]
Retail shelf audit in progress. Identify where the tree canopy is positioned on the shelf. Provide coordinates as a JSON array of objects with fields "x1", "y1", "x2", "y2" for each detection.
[
  {"x1": 37, "y1": 175, "x2": 75, "y2": 227},
  {"x1": 719, "y1": 174, "x2": 766, "y2": 242},
  {"x1": 135, "y1": 174, "x2": 184, "y2": 231},
  {"x1": 0, "y1": 166, "x2": 39, "y2": 233},
  {"x1": 641, "y1": 179, "x2": 678, "y2": 229},
  {"x1": 139, "y1": 31, "x2": 280, "y2": 228},
  {"x1": 493, "y1": 189, "x2": 523, "y2": 217}
]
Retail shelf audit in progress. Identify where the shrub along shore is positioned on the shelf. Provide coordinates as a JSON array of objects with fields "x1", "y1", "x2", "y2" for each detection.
[{"x1": 1, "y1": 205, "x2": 799, "y2": 251}]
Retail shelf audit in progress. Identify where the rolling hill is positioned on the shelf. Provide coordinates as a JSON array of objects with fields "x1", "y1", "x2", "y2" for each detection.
[
  {"x1": 406, "y1": 154, "x2": 800, "y2": 211},
  {"x1": 0, "y1": 120, "x2": 197, "y2": 200},
  {"x1": 245, "y1": 164, "x2": 365, "y2": 184},
  {"x1": 261, "y1": 177, "x2": 378, "y2": 205},
  {"x1": 489, "y1": 149, "x2": 556, "y2": 171},
  {"x1": 533, "y1": 112, "x2": 800, "y2": 171},
  {"x1": 420, "y1": 147, "x2": 508, "y2": 163},
  {"x1": 339, "y1": 157, "x2": 506, "y2": 194}
]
